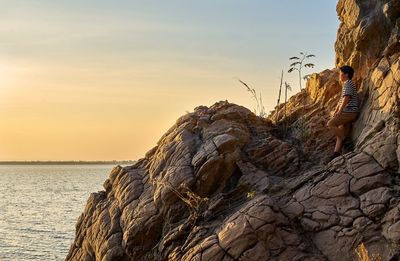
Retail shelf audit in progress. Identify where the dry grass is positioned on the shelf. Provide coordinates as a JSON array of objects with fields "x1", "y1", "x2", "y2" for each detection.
[
  {"x1": 236, "y1": 78, "x2": 266, "y2": 118},
  {"x1": 153, "y1": 178, "x2": 208, "y2": 221},
  {"x1": 179, "y1": 183, "x2": 209, "y2": 216},
  {"x1": 355, "y1": 243, "x2": 381, "y2": 261}
]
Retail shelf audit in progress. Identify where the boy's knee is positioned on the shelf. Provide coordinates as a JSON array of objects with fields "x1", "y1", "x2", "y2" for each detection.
[{"x1": 327, "y1": 119, "x2": 335, "y2": 128}]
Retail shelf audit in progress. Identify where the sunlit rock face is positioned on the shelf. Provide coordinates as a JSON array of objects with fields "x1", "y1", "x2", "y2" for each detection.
[
  {"x1": 67, "y1": 1, "x2": 400, "y2": 260},
  {"x1": 335, "y1": 0, "x2": 400, "y2": 80},
  {"x1": 335, "y1": 0, "x2": 400, "y2": 172},
  {"x1": 270, "y1": 0, "x2": 400, "y2": 171}
]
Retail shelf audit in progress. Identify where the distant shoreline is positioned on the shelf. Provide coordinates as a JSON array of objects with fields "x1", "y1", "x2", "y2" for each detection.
[{"x1": 0, "y1": 160, "x2": 136, "y2": 165}]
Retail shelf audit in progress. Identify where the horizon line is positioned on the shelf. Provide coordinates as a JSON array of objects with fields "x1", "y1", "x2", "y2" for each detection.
[{"x1": 0, "y1": 160, "x2": 136, "y2": 165}]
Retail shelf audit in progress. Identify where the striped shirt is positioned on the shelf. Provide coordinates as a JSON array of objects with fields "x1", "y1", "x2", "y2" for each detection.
[{"x1": 339, "y1": 79, "x2": 359, "y2": 112}]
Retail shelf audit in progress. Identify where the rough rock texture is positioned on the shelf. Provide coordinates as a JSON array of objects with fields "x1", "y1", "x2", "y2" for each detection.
[
  {"x1": 67, "y1": 1, "x2": 400, "y2": 260},
  {"x1": 270, "y1": 0, "x2": 400, "y2": 169}
]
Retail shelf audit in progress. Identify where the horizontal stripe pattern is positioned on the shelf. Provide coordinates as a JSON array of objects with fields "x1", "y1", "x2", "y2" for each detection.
[{"x1": 339, "y1": 79, "x2": 359, "y2": 112}]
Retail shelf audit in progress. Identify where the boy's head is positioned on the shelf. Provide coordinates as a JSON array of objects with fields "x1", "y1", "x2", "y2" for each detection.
[{"x1": 339, "y1": 65, "x2": 354, "y2": 81}]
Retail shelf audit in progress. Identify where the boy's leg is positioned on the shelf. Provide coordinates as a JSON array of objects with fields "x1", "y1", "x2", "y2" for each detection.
[
  {"x1": 327, "y1": 118, "x2": 346, "y2": 140},
  {"x1": 341, "y1": 123, "x2": 352, "y2": 138},
  {"x1": 327, "y1": 113, "x2": 357, "y2": 137},
  {"x1": 327, "y1": 112, "x2": 357, "y2": 153},
  {"x1": 334, "y1": 136, "x2": 344, "y2": 153},
  {"x1": 335, "y1": 123, "x2": 353, "y2": 152}
]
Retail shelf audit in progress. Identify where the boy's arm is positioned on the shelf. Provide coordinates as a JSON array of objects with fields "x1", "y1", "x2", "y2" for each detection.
[
  {"x1": 335, "y1": 96, "x2": 350, "y2": 115},
  {"x1": 333, "y1": 101, "x2": 341, "y2": 115}
]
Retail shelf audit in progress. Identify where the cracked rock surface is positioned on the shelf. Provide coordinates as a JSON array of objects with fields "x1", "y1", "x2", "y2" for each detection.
[{"x1": 67, "y1": 0, "x2": 400, "y2": 260}]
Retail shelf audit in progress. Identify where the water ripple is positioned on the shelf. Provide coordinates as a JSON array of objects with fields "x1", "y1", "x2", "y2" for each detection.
[{"x1": 0, "y1": 164, "x2": 114, "y2": 260}]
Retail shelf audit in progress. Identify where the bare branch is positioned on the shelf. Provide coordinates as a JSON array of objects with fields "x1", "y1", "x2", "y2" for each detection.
[{"x1": 285, "y1": 82, "x2": 292, "y2": 91}]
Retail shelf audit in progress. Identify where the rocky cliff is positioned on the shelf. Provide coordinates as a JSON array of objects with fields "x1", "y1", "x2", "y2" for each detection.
[{"x1": 66, "y1": 0, "x2": 400, "y2": 260}]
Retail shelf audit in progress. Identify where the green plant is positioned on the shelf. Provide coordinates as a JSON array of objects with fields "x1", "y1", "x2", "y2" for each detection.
[
  {"x1": 288, "y1": 52, "x2": 316, "y2": 90},
  {"x1": 236, "y1": 78, "x2": 266, "y2": 117},
  {"x1": 246, "y1": 191, "x2": 256, "y2": 199}
]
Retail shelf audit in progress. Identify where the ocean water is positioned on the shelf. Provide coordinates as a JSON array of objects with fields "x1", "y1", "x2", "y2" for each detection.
[{"x1": 0, "y1": 164, "x2": 119, "y2": 260}]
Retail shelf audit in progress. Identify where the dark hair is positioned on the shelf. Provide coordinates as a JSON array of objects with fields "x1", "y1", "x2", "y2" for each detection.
[{"x1": 340, "y1": 65, "x2": 354, "y2": 79}]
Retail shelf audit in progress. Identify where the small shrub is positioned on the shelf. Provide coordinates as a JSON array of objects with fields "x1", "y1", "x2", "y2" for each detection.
[
  {"x1": 247, "y1": 191, "x2": 256, "y2": 199},
  {"x1": 292, "y1": 116, "x2": 310, "y2": 142}
]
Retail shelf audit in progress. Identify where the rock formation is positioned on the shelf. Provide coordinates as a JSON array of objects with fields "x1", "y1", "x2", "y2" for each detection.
[{"x1": 66, "y1": 0, "x2": 400, "y2": 260}]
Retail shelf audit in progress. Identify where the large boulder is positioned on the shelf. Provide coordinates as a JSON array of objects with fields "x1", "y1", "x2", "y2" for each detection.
[{"x1": 67, "y1": 0, "x2": 400, "y2": 260}]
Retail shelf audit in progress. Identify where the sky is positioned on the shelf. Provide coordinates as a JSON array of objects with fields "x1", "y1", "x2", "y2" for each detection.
[{"x1": 0, "y1": 0, "x2": 339, "y2": 161}]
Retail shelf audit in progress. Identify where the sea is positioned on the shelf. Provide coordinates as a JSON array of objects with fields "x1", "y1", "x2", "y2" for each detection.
[{"x1": 0, "y1": 164, "x2": 121, "y2": 260}]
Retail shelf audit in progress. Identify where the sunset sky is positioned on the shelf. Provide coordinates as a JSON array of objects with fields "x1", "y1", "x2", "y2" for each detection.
[{"x1": 0, "y1": 0, "x2": 339, "y2": 161}]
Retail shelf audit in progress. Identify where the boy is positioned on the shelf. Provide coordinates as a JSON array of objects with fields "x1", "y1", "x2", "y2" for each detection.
[{"x1": 327, "y1": 65, "x2": 359, "y2": 161}]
